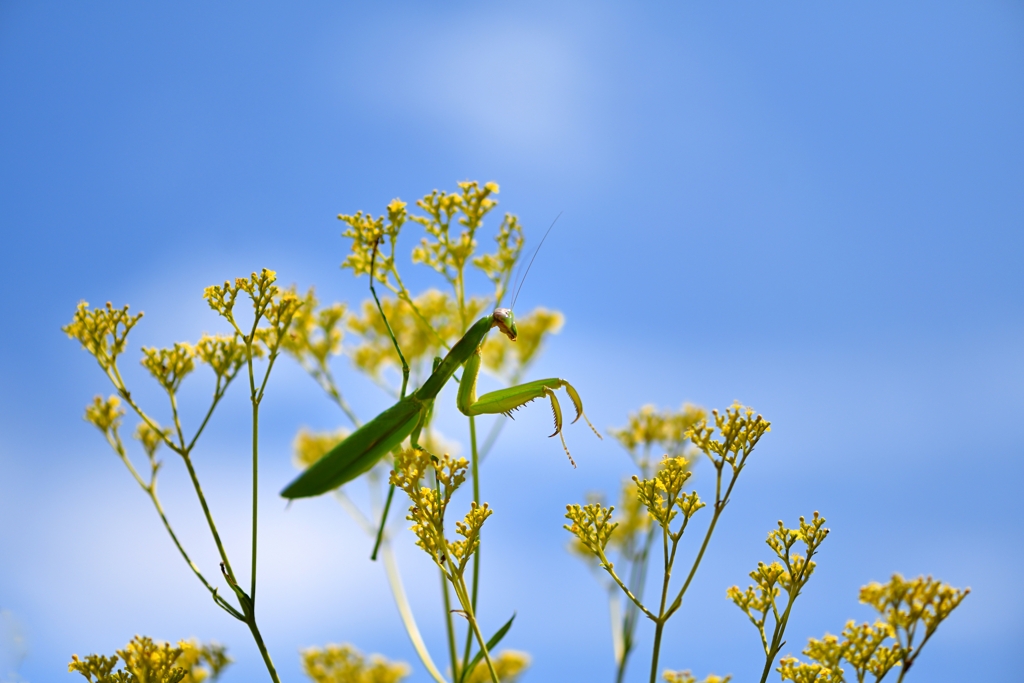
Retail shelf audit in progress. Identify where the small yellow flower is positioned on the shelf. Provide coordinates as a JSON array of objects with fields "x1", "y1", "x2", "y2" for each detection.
[
  {"x1": 564, "y1": 503, "x2": 618, "y2": 558},
  {"x1": 64, "y1": 301, "x2": 143, "y2": 370},
  {"x1": 301, "y1": 643, "x2": 409, "y2": 683},
  {"x1": 293, "y1": 428, "x2": 350, "y2": 470},
  {"x1": 84, "y1": 395, "x2": 124, "y2": 434},
  {"x1": 464, "y1": 649, "x2": 529, "y2": 683}
]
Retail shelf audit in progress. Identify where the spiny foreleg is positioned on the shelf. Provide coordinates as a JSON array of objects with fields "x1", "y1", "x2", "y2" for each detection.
[{"x1": 461, "y1": 375, "x2": 602, "y2": 467}]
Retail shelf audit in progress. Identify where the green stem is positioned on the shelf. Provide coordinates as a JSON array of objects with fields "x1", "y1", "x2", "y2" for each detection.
[
  {"x1": 251, "y1": 392, "x2": 259, "y2": 603},
  {"x1": 245, "y1": 616, "x2": 281, "y2": 683},
  {"x1": 649, "y1": 622, "x2": 665, "y2": 683},
  {"x1": 185, "y1": 375, "x2": 232, "y2": 453},
  {"x1": 442, "y1": 566, "x2": 460, "y2": 681},
  {"x1": 461, "y1": 415, "x2": 482, "y2": 671},
  {"x1": 385, "y1": 253, "x2": 451, "y2": 352},
  {"x1": 759, "y1": 589, "x2": 797, "y2": 683},
  {"x1": 316, "y1": 364, "x2": 361, "y2": 427},
  {"x1": 600, "y1": 554, "x2": 657, "y2": 622},
  {"x1": 664, "y1": 467, "x2": 740, "y2": 620},
  {"x1": 649, "y1": 519, "x2": 683, "y2": 683},
  {"x1": 149, "y1": 487, "x2": 235, "y2": 615},
  {"x1": 105, "y1": 430, "x2": 241, "y2": 617},
  {"x1": 180, "y1": 453, "x2": 237, "y2": 584},
  {"x1": 370, "y1": 484, "x2": 396, "y2": 561},
  {"x1": 616, "y1": 525, "x2": 656, "y2": 683},
  {"x1": 453, "y1": 575, "x2": 499, "y2": 683}
]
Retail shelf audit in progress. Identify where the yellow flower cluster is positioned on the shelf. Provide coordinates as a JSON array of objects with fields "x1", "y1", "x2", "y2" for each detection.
[
  {"x1": 194, "y1": 333, "x2": 251, "y2": 380},
  {"x1": 610, "y1": 403, "x2": 707, "y2": 469},
  {"x1": 390, "y1": 448, "x2": 491, "y2": 574},
  {"x1": 859, "y1": 573, "x2": 969, "y2": 638},
  {"x1": 729, "y1": 513, "x2": 830, "y2": 661},
  {"x1": 338, "y1": 203, "x2": 402, "y2": 284},
  {"x1": 633, "y1": 455, "x2": 705, "y2": 533},
  {"x1": 687, "y1": 403, "x2": 770, "y2": 474},
  {"x1": 134, "y1": 420, "x2": 171, "y2": 460},
  {"x1": 838, "y1": 620, "x2": 904, "y2": 679},
  {"x1": 339, "y1": 182, "x2": 526, "y2": 333},
  {"x1": 292, "y1": 427, "x2": 351, "y2": 470},
  {"x1": 203, "y1": 269, "x2": 300, "y2": 349},
  {"x1": 778, "y1": 574, "x2": 968, "y2": 681},
  {"x1": 777, "y1": 657, "x2": 839, "y2": 683},
  {"x1": 662, "y1": 670, "x2": 732, "y2": 683},
  {"x1": 564, "y1": 503, "x2": 618, "y2": 559},
  {"x1": 300, "y1": 643, "x2": 410, "y2": 683},
  {"x1": 64, "y1": 301, "x2": 144, "y2": 371},
  {"x1": 85, "y1": 395, "x2": 125, "y2": 435},
  {"x1": 140, "y1": 342, "x2": 196, "y2": 393},
  {"x1": 604, "y1": 478, "x2": 649, "y2": 553},
  {"x1": 282, "y1": 288, "x2": 347, "y2": 373},
  {"x1": 463, "y1": 650, "x2": 530, "y2": 683},
  {"x1": 449, "y1": 501, "x2": 493, "y2": 568},
  {"x1": 410, "y1": 181, "x2": 501, "y2": 287},
  {"x1": 69, "y1": 636, "x2": 230, "y2": 683},
  {"x1": 346, "y1": 290, "x2": 479, "y2": 381}
]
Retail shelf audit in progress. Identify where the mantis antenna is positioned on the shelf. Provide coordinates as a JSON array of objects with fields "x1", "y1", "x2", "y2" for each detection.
[{"x1": 510, "y1": 211, "x2": 562, "y2": 310}]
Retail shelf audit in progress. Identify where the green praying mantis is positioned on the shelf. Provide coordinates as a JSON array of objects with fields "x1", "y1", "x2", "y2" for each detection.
[{"x1": 280, "y1": 228, "x2": 600, "y2": 503}]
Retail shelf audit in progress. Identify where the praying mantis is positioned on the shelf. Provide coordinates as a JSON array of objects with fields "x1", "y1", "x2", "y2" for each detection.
[{"x1": 280, "y1": 231, "x2": 600, "y2": 501}]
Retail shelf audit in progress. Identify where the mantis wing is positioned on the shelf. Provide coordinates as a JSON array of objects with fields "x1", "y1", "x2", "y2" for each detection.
[{"x1": 281, "y1": 397, "x2": 423, "y2": 499}]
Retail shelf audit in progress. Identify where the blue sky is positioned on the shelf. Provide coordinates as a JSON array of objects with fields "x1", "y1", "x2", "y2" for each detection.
[{"x1": 1, "y1": 2, "x2": 1022, "y2": 681}]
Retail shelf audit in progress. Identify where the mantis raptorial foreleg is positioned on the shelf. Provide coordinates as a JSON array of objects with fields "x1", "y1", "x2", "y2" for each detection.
[{"x1": 456, "y1": 349, "x2": 600, "y2": 467}]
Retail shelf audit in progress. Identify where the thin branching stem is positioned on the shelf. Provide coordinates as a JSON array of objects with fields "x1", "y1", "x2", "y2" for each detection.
[
  {"x1": 462, "y1": 414, "x2": 482, "y2": 671},
  {"x1": 179, "y1": 453, "x2": 237, "y2": 584}
]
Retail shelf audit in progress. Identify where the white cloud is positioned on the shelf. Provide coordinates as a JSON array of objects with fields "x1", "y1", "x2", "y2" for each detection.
[{"x1": 340, "y1": 17, "x2": 598, "y2": 162}]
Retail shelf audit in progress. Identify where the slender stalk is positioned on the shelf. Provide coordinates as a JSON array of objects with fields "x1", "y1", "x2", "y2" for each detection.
[
  {"x1": 250, "y1": 393, "x2": 259, "y2": 603},
  {"x1": 315, "y1": 365, "x2": 360, "y2": 427},
  {"x1": 600, "y1": 557, "x2": 657, "y2": 621},
  {"x1": 106, "y1": 430, "x2": 241, "y2": 617},
  {"x1": 245, "y1": 617, "x2": 281, "y2": 683},
  {"x1": 167, "y1": 390, "x2": 186, "y2": 450},
  {"x1": 442, "y1": 565, "x2": 460, "y2": 681},
  {"x1": 461, "y1": 415, "x2": 482, "y2": 670},
  {"x1": 758, "y1": 587, "x2": 798, "y2": 683},
  {"x1": 665, "y1": 466, "x2": 741, "y2": 619},
  {"x1": 616, "y1": 525, "x2": 656, "y2": 683},
  {"x1": 452, "y1": 575, "x2": 499, "y2": 683},
  {"x1": 649, "y1": 516, "x2": 684, "y2": 683},
  {"x1": 149, "y1": 488, "x2": 236, "y2": 614},
  {"x1": 371, "y1": 485, "x2": 396, "y2": 561},
  {"x1": 105, "y1": 364, "x2": 177, "y2": 454},
  {"x1": 649, "y1": 622, "x2": 665, "y2": 683},
  {"x1": 180, "y1": 453, "x2": 237, "y2": 583},
  {"x1": 185, "y1": 376, "x2": 232, "y2": 453},
  {"x1": 382, "y1": 242, "x2": 451, "y2": 352}
]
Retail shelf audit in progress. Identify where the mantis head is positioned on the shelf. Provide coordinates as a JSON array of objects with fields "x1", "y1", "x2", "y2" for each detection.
[{"x1": 492, "y1": 308, "x2": 518, "y2": 341}]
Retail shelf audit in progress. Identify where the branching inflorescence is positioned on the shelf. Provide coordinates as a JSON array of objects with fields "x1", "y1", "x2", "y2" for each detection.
[
  {"x1": 65, "y1": 270, "x2": 299, "y2": 683},
  {"x1": 64, "y1": 181, "x2": 969, "y2": 683},
  {"x1": 567, "y1": 403, "x2": 770, "y2": 683}
]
